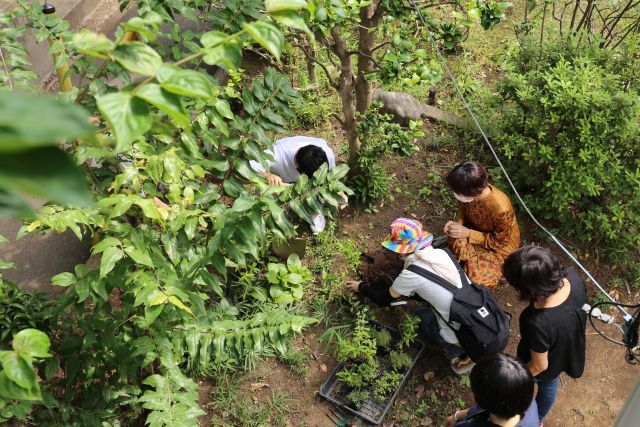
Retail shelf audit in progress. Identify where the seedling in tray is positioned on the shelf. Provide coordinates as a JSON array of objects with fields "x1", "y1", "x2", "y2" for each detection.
[{"x1": 320, "y1": 311, "x2": 426, "y2": 424}]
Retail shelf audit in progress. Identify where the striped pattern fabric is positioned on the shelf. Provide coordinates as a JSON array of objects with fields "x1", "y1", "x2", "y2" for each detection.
[{"x1": 381, "y1": 218, "x2": 433, "y2": 254}]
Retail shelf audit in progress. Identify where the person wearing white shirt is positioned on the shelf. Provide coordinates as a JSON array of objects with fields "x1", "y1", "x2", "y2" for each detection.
[{"x1": 249, "y1": 136, "x2": 347, "y2": 232}]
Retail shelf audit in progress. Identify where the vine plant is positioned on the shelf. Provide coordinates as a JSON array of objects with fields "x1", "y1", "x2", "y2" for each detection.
[{"x1": 0, "y1": 0, "x2": 351, "y2": 424}]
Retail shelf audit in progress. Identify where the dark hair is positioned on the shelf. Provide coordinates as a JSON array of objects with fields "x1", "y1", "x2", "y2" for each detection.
[
  {"x1": 503, "y1": 246, "x2": 566, "y2": 302},
  {"x1": 470, "y1": 353, "x2": 534, "y2": 419},
  {"x1": 295, "y1": 145, "x2": 328, "y2": 177},
  {"x1": 446, "y1": 161, "x2": 490, "y2": 197}
]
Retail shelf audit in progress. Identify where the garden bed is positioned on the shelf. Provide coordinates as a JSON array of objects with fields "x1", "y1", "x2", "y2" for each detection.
[{"x1": 319, "y1": 322, "x2": 426, "y2": 425}]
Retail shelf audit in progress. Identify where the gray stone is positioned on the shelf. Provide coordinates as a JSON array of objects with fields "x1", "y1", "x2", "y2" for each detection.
[{"x1": 372, "y1": 89, "x2": 469, "y2": 128}]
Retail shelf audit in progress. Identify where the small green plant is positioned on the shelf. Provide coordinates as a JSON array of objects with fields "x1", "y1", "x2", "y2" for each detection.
[
  {"x1": 279, "y1": 347, "x2": 309, "y2": 376},
  {"x1": 265, "y1": 254, "x2": 312, "y2": 305},
  {"x1": 399, "y1": 314, "x2": 421, "y2": 349},
  {"x1": 438, "y1": 21, "x2": 465, "y2": 51},
  {"x1": 389, "y1": 350, "x2": 412, "y2": 371},
  {"x1": 373, "y1": 372, "x2": 403, "y2": 401},
  {"x1": 337, "y1": 239, "x2": 361, "y2": 273},
  {"x1": 336, "y1": 311, "x2": 377, "y2": 363},
  {"x1": 347, "y1": 389, "x2": 369, "y2": 408},
  {"x1": 373, "y1": 328, "x2": 392, "y2": 350}
]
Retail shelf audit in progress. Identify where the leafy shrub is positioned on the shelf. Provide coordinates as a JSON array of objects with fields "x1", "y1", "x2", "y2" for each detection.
[
  {"x1": 265, "y1": 254, "x2": 312, "y2": 305},
  {"x1": 494, "y1": 36, "x2": 640, "y2": 250},
  {"x1": 349, "y1": 103, "x2": 424, "y2": 210},
  {"x1": 0, "y1": 278, "x2": 51, "y2": 346}
]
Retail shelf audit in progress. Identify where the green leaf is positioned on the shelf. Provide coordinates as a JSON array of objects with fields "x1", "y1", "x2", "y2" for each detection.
[
  {"x1": 0, "y1": 235, "x2": 8, "y2": 243},
  {"x1": 135, "y1": 84, "x2": 190, "y2": 128},
  {"x1": 12, "y1": 329, "x2": 51, "y2": 359},
  {"x1": 271, "y1": 10, "x2": 310, "y2": 33},
  {"x1": 168, "y1": 295, "x2": 193, "y2": 315},
  {"x1": 158, "y1": 66, "x2": 215, "y2": 98},
  {"x1": 0, "y1": 352, "x2": 34, "y2": 390},
  {"x1": 72, "y1": 29, "x2": 115, "y2": 56},
  {"x1": 0, "y1": 147, "x2": 90, "y2": 206},
  {"x1": 100, "y1": 246, "x2": 124, "y2": 278},
  {"x1": 0, "y1": 92, "x2": 93, "y2": 153},
  {"x1": 0, "y1": 371, "x2": 41, "y2": 401},
  {"x1": 110, "y1": 42, "x2": 162, "y2": 76},
  {"x1": 201, "y1": 32, "x2": 242, "y2": 69},
  {"x1": 0, "y1": 259, "x2": 16, "y2": 269},
  {"x1": 149, "y1": 293, "x2": 168, "y2": 306},
  {"x1": 51, "y1": 272, "x2": 76, "y2": 287},
  {"x1": 214, "y1": 99, "x2": 234, "y2": 120},
  {"x1": 0, "y1": 187, "x2": 33, "y2": 218},
  {"x1": 243, "y1": 21, "x2": 284, "y2": 60},
  {"x1": 265, "y1": 0, "x2": 307, "y2": 12},
  {"x1": 125, "y1": 245, "x2": 154, "y2": 267},
  {"x1": 97, "y1": 92, "x2": 152, "y2": 151},
  {"x1": 92, "y1": 236, "x2": 120, "y2": 254}
]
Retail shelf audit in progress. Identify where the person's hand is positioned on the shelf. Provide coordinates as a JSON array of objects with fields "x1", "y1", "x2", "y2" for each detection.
[
  {"x1": 445, "y1": 414, "x2": 457, "y2": 427},
  {"x1": 338, "y1": 191, "x2": 348, "y2": 210},
  {"x1": 444, "y1": 221, "x2": 470, "y2": 239},
  {"x1": 346, "y1": 281, "x2": 361, "y2": 292},
  {"x1": 263, "y1": 172, "x2": 284, "y2": 186}
]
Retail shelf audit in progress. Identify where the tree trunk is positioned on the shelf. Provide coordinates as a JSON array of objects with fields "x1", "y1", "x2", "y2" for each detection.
[
  {"x1": 355, "y1": 2, "x2": 383, "y2": 114},
  {"x1": 303, "y1": 38, "x2": 319, "y2": 94},
  {"x1": 331, "y1": 27, "x2": 360, "y2": 167}
]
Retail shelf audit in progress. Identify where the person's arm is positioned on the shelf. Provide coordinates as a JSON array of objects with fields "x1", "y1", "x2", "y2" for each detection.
[
  {"x1": 445, "y1": 408, "x2": 470, "y2": 427},
  {"x1": 346, "y1": 280, "x2": 399, "y2": 306},
  {"x1": 527, "y1": 350, "x2": 549, "y2": 377},
  {"x1": 467, "y1": 209, "x2": 516, "y2": 253}
]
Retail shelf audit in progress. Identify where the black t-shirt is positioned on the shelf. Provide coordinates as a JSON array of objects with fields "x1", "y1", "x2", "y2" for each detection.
[{"x1": 517, "y1": 268, "x2": 587, "y2": 381}]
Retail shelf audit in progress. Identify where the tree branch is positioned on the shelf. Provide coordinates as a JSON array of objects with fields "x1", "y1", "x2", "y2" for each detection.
[
  {"x1": 292, "y1": 43, "x2": 338, "y2": 89},
  {"x1": 371, "y1": 41, "x2": 391, "y2": 53}
]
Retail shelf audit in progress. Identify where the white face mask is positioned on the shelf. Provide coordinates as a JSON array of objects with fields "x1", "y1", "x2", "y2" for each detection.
[{"x1": 454, "y1": 192, "x2": 475, "y2": 203}]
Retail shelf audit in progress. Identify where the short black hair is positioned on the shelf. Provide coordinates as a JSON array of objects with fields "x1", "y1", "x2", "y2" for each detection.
[
  {"x1": 446, "y1": 161, "x2": 490, "y2": 197},
  {"x1": 503, "y1": 246, "x2": 566, "y2": 302},
  {"x1": 470, "y1": 353, "x2": 534, "y2": 419},
  {"x1": 295, "y1": 145, "x2": 328, "y2": 177}
]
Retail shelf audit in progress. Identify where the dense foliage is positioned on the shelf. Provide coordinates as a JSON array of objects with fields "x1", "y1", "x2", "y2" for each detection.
[
  {"x1": 0, "y1": 0, "x2": 352, "y2": 424},
  {"x1": 494, "y1": 36, "x2": 640, "y2": 249}
]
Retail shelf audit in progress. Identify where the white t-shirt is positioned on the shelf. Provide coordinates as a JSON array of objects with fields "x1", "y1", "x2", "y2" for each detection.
[
  {"x1": 391, "y1": 247, "x2": 464, "y2": 345},
  {"x1": 249, "y1": 136, "x2": 336, "y2": 183}
]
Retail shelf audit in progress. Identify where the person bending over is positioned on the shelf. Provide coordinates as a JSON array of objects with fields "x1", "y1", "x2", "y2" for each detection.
[
  {"x1": 444, "y1": 161, "x2": 520, "y2": 287},
  {"x1": 249, "y1": 135, "x2": 347, "y2": 232},
  {"x1": 346, "y1": 218, "x2": 475, "y2": 375},
  {"x1": 446, "y1": 353, "x2": 539, "y2": 427},
  {"x1": 503, "y1": 246, "x2": 587, "y2": 425}
]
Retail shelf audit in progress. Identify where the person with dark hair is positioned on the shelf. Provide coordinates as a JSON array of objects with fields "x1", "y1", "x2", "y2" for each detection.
[
  {"x1": 503, "y1": 246, "x2": 587, "y2": 425},
  {"x1": 446, "y1": 353, "x2": 539, "y2": 427},
  {"x1": 346, "y1": 218, "x2": 476, "y2": 375},
  {"x1": 249, "y1": 136, "x2": 347, "y2": 232},
  {"x1": 443, "y1": 161, "x2": 520, "y2": 287}
]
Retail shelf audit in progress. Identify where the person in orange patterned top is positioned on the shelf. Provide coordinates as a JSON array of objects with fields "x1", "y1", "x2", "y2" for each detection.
[{"x1": 443, "y1": 161, "x2": 520, "y2": 287}]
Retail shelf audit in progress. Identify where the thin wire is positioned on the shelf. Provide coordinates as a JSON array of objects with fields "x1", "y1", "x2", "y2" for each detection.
[{"x1": 407, "y1": 0, "x2": 633, "y2": 322}]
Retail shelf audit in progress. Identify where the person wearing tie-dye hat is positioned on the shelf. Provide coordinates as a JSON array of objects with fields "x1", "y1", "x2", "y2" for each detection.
[{"x1": 346, "y1": 218, "x2": 476, "y2": 375}]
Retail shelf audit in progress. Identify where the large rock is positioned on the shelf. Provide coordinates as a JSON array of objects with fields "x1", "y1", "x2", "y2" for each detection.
[{"x1": 373, "y1": 89, "x2": 469, "y2": 128}]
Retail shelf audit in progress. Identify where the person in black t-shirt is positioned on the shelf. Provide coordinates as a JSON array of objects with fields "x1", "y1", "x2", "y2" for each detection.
[
  {"x1": 445, "y1": 353, "x2": 539, "y2": 427},
  {"x1": 503, "y1": 246, "x2": 587, "y2": 425}
]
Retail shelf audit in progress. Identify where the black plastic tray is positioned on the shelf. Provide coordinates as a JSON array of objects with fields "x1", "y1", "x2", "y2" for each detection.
[{"x1": 319, "y1": 322, "x2": 426, "y2": 425}]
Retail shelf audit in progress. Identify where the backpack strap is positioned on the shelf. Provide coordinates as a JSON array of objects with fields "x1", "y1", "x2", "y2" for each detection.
[
  {"x1": 406, "y1": 264, "x2": 457, "y2": 329},
  {"x1": 440, "y1": 248, "x2": 470, "y2": 287},
  {"x1": 407, "y1": 263, "x2": 460, "y2": 294}
]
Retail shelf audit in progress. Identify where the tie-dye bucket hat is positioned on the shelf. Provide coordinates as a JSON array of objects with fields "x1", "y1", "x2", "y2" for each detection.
[{"x1": 381, "y1": 218, "x2": 433, "y2": 254}]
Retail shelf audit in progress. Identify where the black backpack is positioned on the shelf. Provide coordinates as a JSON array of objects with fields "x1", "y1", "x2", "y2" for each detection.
[{"x1": 407, "y1": 249, "x2": 511, "y2": 362}]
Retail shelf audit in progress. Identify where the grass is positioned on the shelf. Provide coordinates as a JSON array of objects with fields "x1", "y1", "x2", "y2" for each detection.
[{"x1": 207, "y1": 374, "x2": 292, "y2": 426}]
